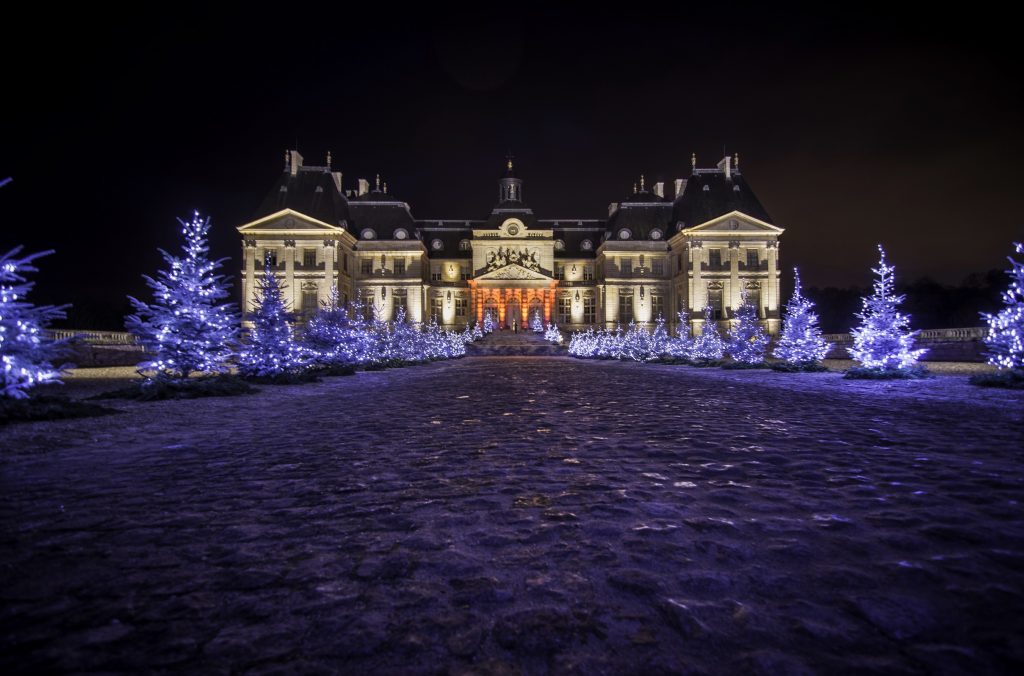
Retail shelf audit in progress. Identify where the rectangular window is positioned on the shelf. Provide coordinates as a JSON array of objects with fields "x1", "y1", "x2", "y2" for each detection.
[
  {"x1": 431, "y1": 265, "x2": 441, "y2": 282},
  {"x1": 343, "y1": 254, "x2": 349, "y2": 272},
  {"x1": 583, "y1": 296, "x2": 596, "y2": 324},
  {"x1": 455, "y1": 298, "x2": 467, "y2": 317},
  {"x1": 360, "y1": 259, "x2": 373, "y2": 275},
  {"x1": 460, "y1": 266, "x2": 470, "y2": 281},
  {"x1": 302, "y1": 289, "x2": 318, "y2": 318},
  {"x1": 620, "y1": 258, "x2": 632, "y2": 276},
  {"x1": 652, "y1": 295, "x2": 665, "y2": 320},
  {"x1": 263, "y1": 249, "x2": 278, "y2": 267},
  {"x1": 747, "y1": 249, "x2": 759, "y2": 268},
  {"x1": 708, "y1": 249, "x2": 721, "y2": 269},
  {"x1": 558, "y1": 296, "x2": 571, "y2": 324},
  {"x1": 430, "y1": 297, "x2": 443, "y2": 321},
  {"x1": 555, "y1": 263, "x2": 565, "y2": 280},
  {"x1": 393, "y1": 293, "x2": 408, "y2": 317},
  {"x1": 363, "y1": 296, "x2": 375, "y2": 320},
  {"x1": 619, "y1": 293, "x2": 633, "y2": 324},
  {"x1": 394, "y1": 259, "x2": 406, "y2": 276},
  {"x1": 746, "y1": 288, "x2": 761, "y2": 316},
  {"x1": 677, "y1": 255, "x2": 683, "y2": 273},
  {"x1": 583, "y1": 265, "x2": 594, "y2": 281},
  {"x1": 652, "y1": 259, "x2": 664, "y2": 277},
  {"x1": 303, "y1": 249, "x2": 317, "y2": 267},
  {"x1": 707, "y1": 287, "x2": 723, "y2": 320}
]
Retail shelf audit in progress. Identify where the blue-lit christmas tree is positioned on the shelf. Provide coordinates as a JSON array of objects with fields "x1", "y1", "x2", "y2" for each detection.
[
  {"x1": 1, "y1": 247, "x2": 68, "y2": 398},
  {"x1": 667, "y1": 309, "x2": 693, "y2": 359},
  {"x1": 544, "y1": 322, "x2": 563, "y2": 345},
  {"x1": 530, "y1": 310, "x2": 544, "y2": 333},
  {"x1": 483, "y1": 310, "x2": 496, "y2": 334},
  {"x1": 773, "y1": 268, "x2": 829, "y2": 368},
  {"x1": 726, "y1": 289, "x2": 769, "y2": 364},
  {"x1": 690, "y1": 305, "x2": 725, "y2": 363},
  {"x1": 848, "y1": 245, "x2": 926, "y2": 371},
  {"x1": 126, "y1": 212, "x2": 238, "y2": 380},
  {"x1": 303, "y1": 286, "x2": 353, "y2": 367},
  {"x1": 981, "y1": 242, "x2": 1024, "y2": 373},
  {"x1": 236, "y1": 257, "x2": 306, "y2": 377},
  {"x1": 650, "y1": 315, "x2": 670, "y2": 357}
]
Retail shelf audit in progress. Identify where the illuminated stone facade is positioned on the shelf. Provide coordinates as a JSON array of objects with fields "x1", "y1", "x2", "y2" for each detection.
[{"x1": 237, "y1": 151, "x2": 784, "y2": 334}]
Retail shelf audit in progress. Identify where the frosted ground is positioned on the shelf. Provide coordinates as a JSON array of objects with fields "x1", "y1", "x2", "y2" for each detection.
[{"x1": 2, "y1": 357, "x2": 1023, "y2": 673}]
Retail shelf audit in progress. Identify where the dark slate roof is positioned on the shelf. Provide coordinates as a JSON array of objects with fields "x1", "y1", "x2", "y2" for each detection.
[
  {"x1": 622, "y1": 188, "x2": 668, "y2": 204},
  {"x1": 417, "y1": 227, "x2": 474, "y2": 259},
  {"x1": 672, "y1": 170, "x2": 772, "y2": 230},
  {"x1": 254, "y1": 168, "x2": 350, "y2": 226},
  {"x1": 481, "y1": 206, "x2": 537, "y2": 230},
  {"x1": 606, "y1": 201, "x2": 674, "y2": 241},
  {"x1": 542, "y1": 222, "x2": 605, "y2": 258},
  {"x1": 348, "y1": 200, "x2": 417, "y2": 240}
]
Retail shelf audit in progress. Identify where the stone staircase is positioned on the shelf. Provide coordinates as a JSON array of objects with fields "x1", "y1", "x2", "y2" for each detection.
[{"x1": 465, "y1": 328, "x2": 567, "y2": 357}]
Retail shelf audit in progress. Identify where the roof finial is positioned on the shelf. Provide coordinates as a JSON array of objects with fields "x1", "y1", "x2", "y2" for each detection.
[
  {"x1": 326, "y1": 151, "x2": 332, "y2": 168},
  {"x1": 506, "y1": 150, "x2": 514, "y2": 171},
  {"x1": 383, "y1": 182, "x2": 388, "y2": 195},
  {"x1": 640, "y1": 174, "x2": 646, "y2": 191},
  {"x1": 633, "y1": 182, "x2": 638, "y2": 194},
  {"x1": 284, "y1": 149, "x2": 290, "y2": 169},
  {"x1": 691, "y1": 152, "x2": 697, "y2": 172},
  {"x1": 375, "y1": 174, "x2": 381, "y2": 191},
  {"x1": 734, "y1": 152, "x2": 739, "y2": 170}
]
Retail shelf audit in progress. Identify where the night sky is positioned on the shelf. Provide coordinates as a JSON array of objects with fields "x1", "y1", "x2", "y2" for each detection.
[{"x1": 3, "y1": 7, "x2": 1021, "y2": 327}]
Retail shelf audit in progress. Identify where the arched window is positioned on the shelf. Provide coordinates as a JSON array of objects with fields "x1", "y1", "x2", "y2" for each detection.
[
  {"x1": 459, "y1": 239, "x2": 471, "y2": 251},
  {"x1": 360, "y1": 228, "x2": 376, "y2": 240}
]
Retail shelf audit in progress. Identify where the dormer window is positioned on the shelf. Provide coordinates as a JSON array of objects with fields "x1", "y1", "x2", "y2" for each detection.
[
  {"x1": 618, "y1": 228, "x2": 631, "y2": 240},
  {"x1": 459, "y1": 239, "x2": 471, "y2": 251},
  {"x1": 394, "y1": 228, "x2": 409, "y2": 240},
  {"x1": 555, "y1": 239, "x2": 566, "y2": 251},
  {"x1": 703, "y1": 185, "x2": 711, "y2": 192},
  {"x1": 361, "y1": 228, "x2": 376, "y2": 240},
  {"x1": 650, "y1": 229, "x2": 663, "y2": 241},
  {"x1": 581, "y1": 239, "x2": 593, "y2": 251},
  {"x1": 431, "y1": 239, "x2": 444, "y2": 251}
]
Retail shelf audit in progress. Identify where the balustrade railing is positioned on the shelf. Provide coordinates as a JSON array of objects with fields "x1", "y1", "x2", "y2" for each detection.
[
  {"x1": 822, "y1": 327, "x2": 988, "y2": 343},
  {"x1": 45, "y1": 329, "x2": 141, "y2": 347}
]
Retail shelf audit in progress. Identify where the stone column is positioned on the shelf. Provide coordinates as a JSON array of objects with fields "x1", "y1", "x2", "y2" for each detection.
[
  {"x1": 729, "y1": 240, "x2": 741, "y2": 314},
  {"x1": 323, "y1": 239, "x2": 335, "y2": 303},
  {"x1": 766, "y1": 241, "x2": 778, "y2": 314},
  {"x1": 244, "y1": 239, "x2": 256, "y2": 315},
  {"x1": 690, "y1": 240, "x2": 703, "y2": 313},
  {"x1": 284, "y1": 240, "x2": 296, "y2": 311}
]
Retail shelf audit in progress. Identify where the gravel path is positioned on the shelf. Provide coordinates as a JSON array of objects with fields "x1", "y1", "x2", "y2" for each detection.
[{"x1": 2, "y1": 357, "x2": 1023, "y2": 674}]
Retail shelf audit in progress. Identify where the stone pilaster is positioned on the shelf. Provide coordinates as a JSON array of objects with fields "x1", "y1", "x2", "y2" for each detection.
[
  {"x1": 690, "y1": 240, "x2": 704, "y2": 314},
  {"x1": 284, "y1": 240, "x2": 296, "y2": 311},
  {"x1": 323, "y1": 239, "x2": 336, "y2": 302},
  {"x1": 244, "y1": 239, "x2": 257, "y2": 315},
  {"x1": 729, "y1": 240, "x2": 741, "y2": 314}
]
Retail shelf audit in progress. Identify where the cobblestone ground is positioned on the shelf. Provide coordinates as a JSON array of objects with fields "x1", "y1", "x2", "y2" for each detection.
[{"x1": 2, "y1": 358, "x2": 1024, "y2": 674}]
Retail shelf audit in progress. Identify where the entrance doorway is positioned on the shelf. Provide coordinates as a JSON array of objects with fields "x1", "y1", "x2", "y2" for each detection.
[{"x1": 506, "y1": 300, "x2": 521, "y2": 329}]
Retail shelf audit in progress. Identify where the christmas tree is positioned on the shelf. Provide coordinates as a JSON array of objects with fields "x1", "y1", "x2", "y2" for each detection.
[
  {"x1": 303, "y1": 286, "x2": 353, "y2": 367},
  {"x1": 666, "y1": 309, "x2": 693, "y2": 360},
  {"x1": 622, "y1": 321, "x2": 655, "y2": 362},
  {"x1": 544, "y1": 322, "x2": 563, "y2": 345},
  {"x1": 848, "y1": 245, "x2": 926, "y2": 371},
  {"x1": 126, "y1": 212, "x2": 238, "y2": 380},
  {"x1": 650, "y1": 315, "x2": 670, "y2": 357},
  {"x1": 237, "y1": 256, "x2": 306, "y2": 377},
  {"x1": 690, "y1": 305, "x2": 725, "y2": 362},
  {"x1": 726, "y1": 289, "x2": 769, "y2": 364},
  {"x1": 530, "y1": 310, "x2": 544, "y2": 333},
  {"x1": 1, "y1": 247, "x2": 68, "y2": 398},
  {"x1": 980, "y1": 242, "x2": 1024, "y2": 372},
  {"x1": 483, "y1": 310, "x2": 496, "y2": 334},
  {"x1": 471, "y1": 321, "x2": 484, "y2": 341},
  {"x1": 773, "y1": 268, "x2": 829, "y2": 367}
]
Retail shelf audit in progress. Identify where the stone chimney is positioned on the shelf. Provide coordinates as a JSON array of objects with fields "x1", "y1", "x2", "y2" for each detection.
[
  {"x1": 332, "y1": 172, "x2": 343, "y2": 194},
  {"x1": 674, "y1": 178, "x2": 687, "y2": 198},
  {"x1": 652, "y1": 182, "x2": 664, "y2": 198},
  {"x1": 289, "y1": 150, "x2": 304, "y2": 176},
  {"x1": 358, "y1": 178, "x2": 370, "y2": 196},
  {"x1": 716, "y1": 155, "x2": 732, "y2": 180}
]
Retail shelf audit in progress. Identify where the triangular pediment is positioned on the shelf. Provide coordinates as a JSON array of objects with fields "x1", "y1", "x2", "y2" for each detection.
[
  {"x1": 475, "y1": 263, "x2": 551, "y2": 281},
  {"x1": 237, "y1": 209, "x2": 345, "y2": 234},
  {"x1": 681, "y1": 211, "x2": 784, "y2": 235}
]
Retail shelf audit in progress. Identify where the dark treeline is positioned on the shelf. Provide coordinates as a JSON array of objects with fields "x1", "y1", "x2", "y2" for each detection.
[{"x1": 807, "y1": 269, "x2": 1007, "y2": 334}]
